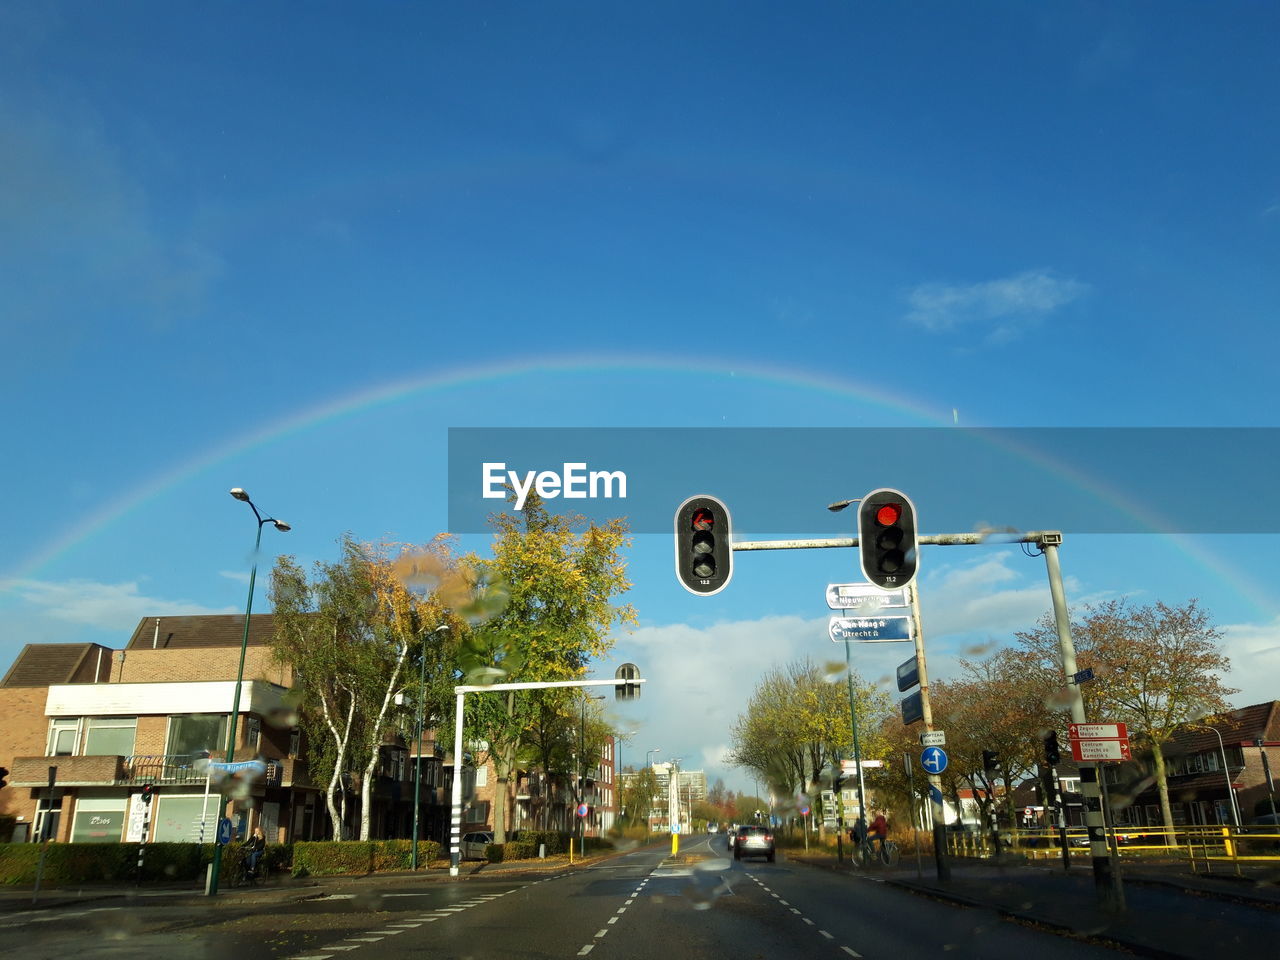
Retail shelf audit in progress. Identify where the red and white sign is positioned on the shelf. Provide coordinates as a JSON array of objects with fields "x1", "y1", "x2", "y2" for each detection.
[
  {"x1": 1069, "y1": 723, "x2": 1128, "y2": 740},
  {"x1": 1068, "y1": 721, "x2": 1130, "y2": 763},
  {"x1": 1071, "y1": 739, "x2": 1132, "y2": 762}
]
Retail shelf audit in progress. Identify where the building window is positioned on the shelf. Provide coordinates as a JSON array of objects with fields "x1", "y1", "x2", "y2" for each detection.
[
  {"x1": 83, "y1": 717, "x2": 137, "y2": 756},
  {"x1": 166, "y1": 715, "x2": 229, "y2": 758},
  {"x1": 289, "y1": 728, "x2": 301, "y2": 758},
  {"x1": 70, "y1": 798, "x2": 128, "y2": 843},
  {"x1": 33, "y1": 798, "x2": 61, "y2": 842},
  {"x1": 48, "y1": 718, "x2": 80, "y2": 757}
]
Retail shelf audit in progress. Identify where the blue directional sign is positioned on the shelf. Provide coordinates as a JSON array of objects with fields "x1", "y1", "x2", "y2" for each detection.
[
  {"x1": 929, "y1": 785, "x2": 944, "y2": 807},
  {"x1": 920, "y1": 747, "x2": 949, "y2": 775},
  {"x1": 829, "y1": 616, "x2": 913, "y2": 643},
  {"x1": 216, "y1": 817, "x2": 234, "y2": 845}
]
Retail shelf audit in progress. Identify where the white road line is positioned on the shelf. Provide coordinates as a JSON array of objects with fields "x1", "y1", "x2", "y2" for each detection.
[
  {"x1": 779, "y1": 899, "x2": 790, "y2": 905},
  {"x1": 820, "y1": 931, "x2": 834, "y2": 940},
  {"x1": 577, "y1": 946, "x2": 594, "y2": 956},
  {"x1": 607, "y1": 916, "x2": 619, "y2": 924},
  {"x1": 803, "y1": 918, "x2": 814, "y2": 926},
  {"x1": 320, "y1": 946, "x2": 360, "y2": 952},
  {"x1": 369, "y1": 930, "x2": 404, "y2": 935},
  {"x1": 595, "y1": 929, "x2": 609, "y2": 938},
  {"x1": 625, "y1": 898, "x2": 634, "y2": 905},
  {"x1": 344, "y1": 938, "x2": 383, "y2": 943},
  {"x1": 790, "y1": 908, "x2": 801, "y2": 915},
  {"x1": 841, "y1": 948, "x2": 863, "y2": 958},
  {"x1": 389, "y1": 922, "x2": 422, "y2": 928},
  {"x1": 289, "y1": 955, "x2": 334, "y2": 959},
  {"x1": 616, "y1": 907, "x2": 627, "y2": 914}
]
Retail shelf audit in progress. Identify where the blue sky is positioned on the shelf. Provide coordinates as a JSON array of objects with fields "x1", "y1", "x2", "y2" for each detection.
[{"x1": 3, "y1": 2, "x2": 1278, "y2": 796}]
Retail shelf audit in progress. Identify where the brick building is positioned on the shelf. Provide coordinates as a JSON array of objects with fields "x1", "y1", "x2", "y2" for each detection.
[{"x1": 0, "y1": 615, "x2": 461, "y2": 846}]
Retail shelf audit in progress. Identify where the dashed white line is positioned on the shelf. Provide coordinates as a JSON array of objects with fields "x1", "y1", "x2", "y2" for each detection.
[
  {"x1": 803, "y1": 918, "x2": 814, "y2": 926},
  {"x1": 577, "y1": 946, "x2": 595, "y2": 956},
  {"x1": 595, "y1": 928, "x2": 609, "y2": 938},
  {"x1": 607, "y1": 916, "x2": 619, "y2": 924},
  {"x1": 841, "y1": 947, "x2": 863, "y2": 958},
  {"x1": 344, "y1": 938, "x2": 383, "y2": 943},
  {"x1": 820, "y1": 930, "x2": 834, "y2": 940},
  {"x1": 320, "y1": 946, "x2": 360, "y2": 952},
  {"x1": 790, "y1": 908, "x2": 801, "y2": 915}
]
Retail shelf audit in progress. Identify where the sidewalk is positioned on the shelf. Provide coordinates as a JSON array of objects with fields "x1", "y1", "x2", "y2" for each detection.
[
  {"x1": 790, "y1": 850, "x2": 1280, "y2": 959},
  {"x1": 0, "y1": 849, "x2": 621, "y2": 915}
]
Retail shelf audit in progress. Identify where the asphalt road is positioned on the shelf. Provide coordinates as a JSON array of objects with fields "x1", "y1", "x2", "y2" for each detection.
[{"x1": 0, "y1": 836, "x2": 1128, "y2": 960}]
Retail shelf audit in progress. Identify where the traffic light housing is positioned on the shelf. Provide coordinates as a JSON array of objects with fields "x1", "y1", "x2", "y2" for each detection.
[
  {"x1": 858, "y1": 488, "x2": 919, "y2": 590},
  {"x1": 982, "y1": 750, "x2": 999, "y2": 775},
  {"x1": 674, "y1": 495, "x2": 733, "y2": 596},
  {"x1": 1043, "y1": 731, "x2": 1061, "y2": 766},
  {"x1": 141, "y1": 783, "x2": 154, "y2": 805}
]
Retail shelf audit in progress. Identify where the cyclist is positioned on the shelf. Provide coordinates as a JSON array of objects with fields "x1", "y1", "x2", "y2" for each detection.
[
  {"x1": 867, "y1": 811, "x2": 889, "y2": 858},
  {"x1": 243, "y1": 826, "x2": 266, "y2": 879}
]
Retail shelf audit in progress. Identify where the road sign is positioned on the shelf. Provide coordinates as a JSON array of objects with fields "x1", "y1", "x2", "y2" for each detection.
[
  {"x1": 1070, "y1": 739, "x2": 1132, "y2": 762},
  {"x1": 829, "y1": 616, "x2": 913, "y2": 643},
  {"x1": 1072, "y1": 667, "x2": 1095, "y2": 685},
  {"x1": 920, "y1": 747, "x2": 948, "y2": 775},
  {"x1": 901, "y1": 691, "x2": 923, "y2": 725},
  {"x1": 896, "y1": 656, "x2": 920, "y2": 692},
  {"x1": 1069, "y1": 723, "x2": 1128, "y2": 741},
  {"x1": 920, "y1": 731, "x2": 946, "y2": 747},
  {"x1": 576, "y1": 803, "x2": 589, "y2": 818},
  {"x1": 826, "y1": 583, "x2": 908, "y2": 611},
  {"x1": 216, "y1": 817, "x2": 233, "y2": 845}
]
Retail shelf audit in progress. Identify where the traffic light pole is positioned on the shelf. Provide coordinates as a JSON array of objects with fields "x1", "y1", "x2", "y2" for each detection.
[
  {"x1": 909, "y1": 582, "x2": 950, "y2": 881},
  {"x1": 731, "y1": 528, "x2": 1122, "y2": 907},
  {"x1": 1043, "y1": 540, "x2": 1123, "y2": 911}
]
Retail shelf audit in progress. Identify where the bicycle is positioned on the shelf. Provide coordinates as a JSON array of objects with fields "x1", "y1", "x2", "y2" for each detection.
[{"x1": 854, "y1": 838, "x2": 899, "y2": 868}]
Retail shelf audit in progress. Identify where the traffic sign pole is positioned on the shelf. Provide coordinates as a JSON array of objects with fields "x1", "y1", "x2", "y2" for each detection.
[{"x1": 909, "y1": 582, "x2": 950, "y2": 882}]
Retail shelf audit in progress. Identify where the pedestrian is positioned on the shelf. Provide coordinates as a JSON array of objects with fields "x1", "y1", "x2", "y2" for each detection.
[
  {"x1": 850, "y1": 817, "x2": 866, "y2": 846},
  {"x1": 243, "y1": 826, "x2": 266, "y2": 878}
]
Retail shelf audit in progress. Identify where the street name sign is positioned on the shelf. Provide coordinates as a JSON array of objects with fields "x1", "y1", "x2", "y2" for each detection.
[
  {"x1": 826, "y1": 583, "x2": 909, "y2": 611},
  {"x1": 920, "y1": 731, "x2": 946, "y2": 747},
  {"x1": 829, "y1": 616, "x2": 913, "y2": 643},
  {"x1": 1072, "y1": 667, "x2": 1095, "y2": 685}
]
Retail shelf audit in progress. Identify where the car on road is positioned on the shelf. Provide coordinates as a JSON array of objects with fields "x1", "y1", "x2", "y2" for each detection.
[
  {"x1": 732, "y1": 824, "x2": 775, "y2": 862},
  {"x1": 460, "y1": 830, "x2": 495, "y2": 860}
]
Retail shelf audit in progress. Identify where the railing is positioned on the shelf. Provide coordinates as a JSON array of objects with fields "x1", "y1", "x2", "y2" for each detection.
[
  {"x1": 945, "y1": 823, "x2": 1280, "y2": 873},
  {"x1": 122, "y1": 754, "x2": 284, "y2": 788}
]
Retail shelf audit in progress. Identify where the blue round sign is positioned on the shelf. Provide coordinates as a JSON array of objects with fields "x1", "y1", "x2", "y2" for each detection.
[
  {"x1": 920, "y1": 746, "x2": 949, "y2": 775},
  {"x1": 576, "y1": 803, "x2": 590, "y2": 818},
  {"x1": 216, "y1": 817, "x2": 234, "y2": 845}
]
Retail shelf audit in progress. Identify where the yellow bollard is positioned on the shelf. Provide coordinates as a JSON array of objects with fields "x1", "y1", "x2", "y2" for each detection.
[
  {"x1": 671, "y1": 832, "x2": 679, "y2": 856},
  {"x1": 569, "y1": 838, "x2": 575, "y2": 864}
]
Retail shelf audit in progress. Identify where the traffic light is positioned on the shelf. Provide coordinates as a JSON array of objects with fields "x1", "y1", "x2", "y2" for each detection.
[
  {"x1": 982, "y1": 750, "x2": 999, "y2": 775},
  {"x1": 141, "y1": 783, "x2": 154, "y2": 805},
  {"x1": 0, "y1": 766, "x2": 8, "y2": 790},
  {"x1": 674, "y1": 495, "x2": 733, "y2": 596},
  {"x1": 858, "y1": 488, "x2": 919, "y2": 590},
  {"x1": 1043, "y1": 731, "x2": 1061, "y2": 766}
]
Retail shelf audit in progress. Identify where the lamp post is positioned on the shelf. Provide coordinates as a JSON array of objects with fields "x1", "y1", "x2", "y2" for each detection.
[
  {"x1": 411, "y1": 623, "x2": 450, "y2": 871},
  {"x1": 1208, "y1": 726, "x2": 1241, "y2": 826},
  {"x1": 579, "y1": 694, "x2": 605, "y2": 845},
  {"x1": 209, "y1": 488, "x2": 289, "y2": 896}
]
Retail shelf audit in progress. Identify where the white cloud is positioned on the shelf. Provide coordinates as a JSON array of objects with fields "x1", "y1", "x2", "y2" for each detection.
[
  {"x1": 905, "y1": 269, "x2": 1088, "y2": 343},
  {"x1": 219, "y1": 570, "x2": 252, "y2": 585},
  {"x1": 0, "y1": 577, "x2": 237, "y2": 631},
  {"x1": 1220, "y1": 617, "x2": 1280, "y2": 707}
]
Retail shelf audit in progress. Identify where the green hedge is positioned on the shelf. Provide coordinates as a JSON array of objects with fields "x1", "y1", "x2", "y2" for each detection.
[
  {"x1": 291, "y1": 840, "x2": 439, "y2": 877},
  {"x1": 0, "y1": 842, "x2": 214, "y2": 886}
]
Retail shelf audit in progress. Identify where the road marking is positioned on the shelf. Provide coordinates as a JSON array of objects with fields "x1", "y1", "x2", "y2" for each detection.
[
  {"x1": 779, "y1": 899, "x2": 790, "y2": 905},
  {"x1": 389, "y1": 922, "x2": 422, "y2": 928},
  {"x1": 803, "y1": 918, "x2": 814, "y2": 926},
  {"x1": 289, "y1": 955, "x2": 334, "y2": 959},
  {"x1": 596, "y1": 929, "x2": 609, "y2": 938},
  {"x1": 616, "y1": 907, "x2": 627, "y2": 914},
  {"x1": 790, "y1": 908, "x2": 801, "y2": 915},
  {"x1": 320, "y1": 946, "x2": 360, "y2": 952},
  {"x1": 841, "y1": 948, "x2": 863, "y2": 958},
  {"x1": 820, "y1": 930, "x2": 834, "y2": 940},
  {"x1": 344, "y1": 938, "x2": 383, "y2": 943},
  {"x1": 369, "y1": 930, "x2": 404, "y2": 935},
  {"x1": 577, "y1": 946, "x2": 594, "y2": 956},
  {"x1": 607, "y1": 916, "x2": 619, "y2": 924}
]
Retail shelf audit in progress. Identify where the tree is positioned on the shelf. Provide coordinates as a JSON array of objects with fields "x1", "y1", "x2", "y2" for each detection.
[
  {"x1": 270, "y1": 534, "x2": 462, "y2": 840},
  {"x1": 462, "y1": 495, "x2": 635, "y2": 843},
  {"x1": 1015, "y1": 598, "x2": 1236, "y2": 834}
]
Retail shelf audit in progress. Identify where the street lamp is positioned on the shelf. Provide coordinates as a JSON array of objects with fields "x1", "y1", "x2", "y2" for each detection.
[
  {"x1": 411, "y1": 623, "x2": 450, "y2": 870},
  {"x1": 1207, "y1": 725, "x2": 1241, "y2": 826},
  {"x1": 579, "y1": 694, "x2": 606, "y2": 845},
  {"x1": 209, "y1": 488, "x2": 289, "y2": 896}
]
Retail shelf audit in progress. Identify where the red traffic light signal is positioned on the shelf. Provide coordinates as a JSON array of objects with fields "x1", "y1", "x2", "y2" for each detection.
[
  {"x1": 141, "y1": 783, "x2": 154, "y2": 805},
  {"x1": 858, "y1": 488, "x2": 919, "y2": 590},
  {"x1": 674, "y1": 495, "x2": 733, "y2": 595}
]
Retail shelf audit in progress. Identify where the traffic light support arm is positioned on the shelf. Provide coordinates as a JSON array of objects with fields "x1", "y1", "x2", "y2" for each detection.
[{"x1": 731, "y1": 531, "x2": 1063, "y2": 551}]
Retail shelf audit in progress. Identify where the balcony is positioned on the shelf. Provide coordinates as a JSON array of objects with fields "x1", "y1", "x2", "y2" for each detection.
[{"x1": 6, "y1": 754, "x2": 284, "y2": 789}]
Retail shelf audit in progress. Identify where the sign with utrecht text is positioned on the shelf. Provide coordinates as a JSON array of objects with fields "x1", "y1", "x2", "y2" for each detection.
[
  {"x1": 829, "y1": 616, "x2": 913, "y2": 643},
  {"x1": 1071, "y1": 739, "x2": 1132, "y2": 762}
]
